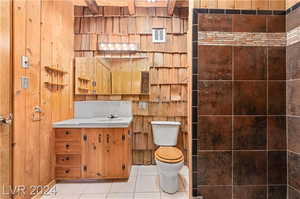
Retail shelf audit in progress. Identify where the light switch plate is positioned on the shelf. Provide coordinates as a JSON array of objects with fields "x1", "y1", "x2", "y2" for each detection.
[
  {"x1": 21, "y1": 56, "x2": 29, "y2": 68},
  {"x1": 21, "y1": 76, "x2": 29, "y2": 89}
]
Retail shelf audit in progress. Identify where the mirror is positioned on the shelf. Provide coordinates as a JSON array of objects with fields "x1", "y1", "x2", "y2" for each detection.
[{"x1": 75, "y1": 56, "x2": 150, "y2": 95}]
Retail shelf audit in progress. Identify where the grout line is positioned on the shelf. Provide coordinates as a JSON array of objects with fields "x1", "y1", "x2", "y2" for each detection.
[
  {"x1": 231, "y1": 46, "x2": 234, "y2": 199},
  {"x1": 266, "y1": 47, "x2": 269, "y2": 199}
]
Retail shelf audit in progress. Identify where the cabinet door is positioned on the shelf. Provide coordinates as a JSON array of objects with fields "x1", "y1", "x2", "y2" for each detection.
[
  {"x1": 104, "y1": 129, "x2": 126, "y2": 178},
  {"x1": 82, "y1": 129, "x2": 105, "y2": 178}
]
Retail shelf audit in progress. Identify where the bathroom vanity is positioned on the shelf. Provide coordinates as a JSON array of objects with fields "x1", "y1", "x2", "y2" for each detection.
[{"x1": 53, "y1": 101, "x2": 133, "y2": 180}]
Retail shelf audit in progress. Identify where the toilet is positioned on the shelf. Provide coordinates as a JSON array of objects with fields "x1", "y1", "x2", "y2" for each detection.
[{"x1": 151, "y1": 121, "x2": 184, "y2": 194}]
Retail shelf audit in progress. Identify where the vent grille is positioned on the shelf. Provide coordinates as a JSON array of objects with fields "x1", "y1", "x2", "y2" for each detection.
[{"x1": 152, "y1": 28, "x2": 166, "y2": 43}]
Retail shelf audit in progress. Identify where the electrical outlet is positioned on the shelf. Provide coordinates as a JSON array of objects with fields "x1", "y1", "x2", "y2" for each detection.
[{"x1": 21, "y1": 56, "x2": 29, "y2": 68}]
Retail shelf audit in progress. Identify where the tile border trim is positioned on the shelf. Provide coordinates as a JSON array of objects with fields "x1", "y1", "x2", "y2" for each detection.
[{"x1": 193, "y1": 1, "x2": 300, "y2": 16}]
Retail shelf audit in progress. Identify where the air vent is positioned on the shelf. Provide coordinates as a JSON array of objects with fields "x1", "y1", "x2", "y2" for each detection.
[{"x1": 152, "y1": 28, "x2": 166, "y2": 43}]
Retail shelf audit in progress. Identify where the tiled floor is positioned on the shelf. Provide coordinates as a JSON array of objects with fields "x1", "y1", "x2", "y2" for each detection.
[{"x1": 41, "y1": 165, "x2": 189, "y2": 199}]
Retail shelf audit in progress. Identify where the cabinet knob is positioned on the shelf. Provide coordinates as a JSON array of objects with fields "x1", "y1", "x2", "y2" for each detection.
[
  {"x1": 66, "y1": 144, "x2": 70, "y2": 148},
  {"x1": 65, "y1": 131, "x2": 69, "y2": 135},
  {"x1": 106, "y1": 135, "x2": 110, "y2": 143},
  {"x1": 65, "y1": 170, "x2": 70, "y2": 174},
  {"x1": 98, "y1": 134, "x2": 102, "y2": 143}
]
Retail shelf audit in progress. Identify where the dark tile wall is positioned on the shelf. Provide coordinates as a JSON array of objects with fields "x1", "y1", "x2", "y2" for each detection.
[
  {"x1": 287, "y1": 4, "x2": 300, "y2": 199},
  {"x1": 192, "y1": 10, "x2": 287, "y2": 199}
]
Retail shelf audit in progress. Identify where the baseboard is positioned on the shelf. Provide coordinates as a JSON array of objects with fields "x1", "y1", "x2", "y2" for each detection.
[{"x1": 31, "y1": 180, "x2": 56, "y2": 199}]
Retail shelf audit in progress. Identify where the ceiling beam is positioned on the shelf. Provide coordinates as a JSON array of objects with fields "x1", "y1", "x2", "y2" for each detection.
[
  {"x1": 167, "y1": 0, "x2": 176, "y2": 16},
  {"x1": 74, "y1": 0, "x2": 189, "y2": 8},
  {"x1": 85, "y1": 0, "x2": 99, "y2": 14},
  {"x1": 128, "y1": 0, "x2": 135, "y2": 15}
]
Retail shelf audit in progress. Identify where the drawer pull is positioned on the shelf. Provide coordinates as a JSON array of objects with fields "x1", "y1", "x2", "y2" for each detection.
[
  {"x1": 107, "y1": 135, "x2": 110, "y2": 143},
  {"x1": 65, "y1": 157, "x2": 70, "y2": 161},
  {"x1": 65, "y1": 169, "x2": 70, "y2": 174},
  {"x1": 66, "y1": 144, "x2": 70, "y2": 148},
  {"x1": 96, "y1": 173, "x2": 101, "y2": 176},
  {"x1": 65, "y1": 131, "x2": 69, "y2": 135},
  {"x1": 98, "y1": 134, "x2": 102, "y2": 143}
]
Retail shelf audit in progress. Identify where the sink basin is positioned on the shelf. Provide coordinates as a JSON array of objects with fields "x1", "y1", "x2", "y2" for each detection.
[{"x1": 78, "y1": 118, "x2": 122, "y2": 124}]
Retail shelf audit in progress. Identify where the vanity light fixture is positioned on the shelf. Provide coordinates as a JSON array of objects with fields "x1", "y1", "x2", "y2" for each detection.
[{"x1": 98, "y1": 43, "x2": 138, "y2": 52}]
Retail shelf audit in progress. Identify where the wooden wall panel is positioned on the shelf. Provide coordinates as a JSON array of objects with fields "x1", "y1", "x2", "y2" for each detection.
[
  {"x1": 194, "y1": 0, "x2": 286, "y2": 10},
  {"x1": 74, "y1": 6, "x2": 188, "y2": 165},
  {"x1": 12, "y1": 0, "x2": 27, "y2": 197},
  {"x1": 0, "y1": 1, "x2": 12, "y2": 198},
  {"x1": 287, "y1": 0, "x2": 300, "y2": 8},
  {"x1": 13, "y1": 0, "x2": 74, "y2": 198}
]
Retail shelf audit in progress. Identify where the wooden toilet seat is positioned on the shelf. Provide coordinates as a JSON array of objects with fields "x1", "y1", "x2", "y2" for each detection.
[{"x1": 155, "y1": 147, "x2": 184, "y2": 163}]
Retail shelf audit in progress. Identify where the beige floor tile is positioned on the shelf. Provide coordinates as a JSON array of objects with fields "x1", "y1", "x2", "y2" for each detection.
[
  {"x1": 179, "y1": 166, "x2": 189, "y2": 176},
  {"x1": 110, "y1": 181, "x2": 136, "y2": 193},
  {"x1": 161, "y1": 191, "x2": 188, "y2": 199},
  {"x1": 138, "y1": 165, "x2": 158, "y2": 176},
  {"x1": 134, "y1": 192, "x2": 161, "y2": 199},
  {"x1": 83, "y1": 183, "x2": 112, "y2": 194},
  {"x1": 51, "y1": 193, "x2": 81, "y2": 199},
  {"x1": 55, "y1": 184, "x2": 87, "y2": 194},
  {"x1": 106, "y1": 193, "x2": 134, "y2": 199},
  {"x1": 135, "y1": 175, "x2": 160, "y2": 193},
  {"x1": 79, "y1": 193, "x2": 106, "y2": 199}
]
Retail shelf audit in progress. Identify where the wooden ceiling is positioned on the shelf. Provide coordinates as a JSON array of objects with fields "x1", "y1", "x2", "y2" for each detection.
[{"x1": 75, "y1": 0, "x2": 188, "y2": 15}]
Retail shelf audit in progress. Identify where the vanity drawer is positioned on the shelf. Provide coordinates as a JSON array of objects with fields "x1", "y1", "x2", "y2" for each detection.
[
  {"x1": 55, "y1": 129, "x2": 81, "y2": 141},
  {"x1": 56, "y1": 141, "x2": 81, "y2": 154},
  {"x1": 56, "y1": 167, "x2": 81, "y2": 179},
  {"x1": 56, "y1": 154, "x2": 81, "y2": 166}
]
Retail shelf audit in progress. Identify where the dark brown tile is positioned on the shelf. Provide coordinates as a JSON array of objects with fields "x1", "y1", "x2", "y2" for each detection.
[
  {"x1": 268, "y1": 186, "x2": 287, "y2": 199},
  {"x1": 288, "y1": 117, "x2": 300, "y2": 154},
  {"x1": 268, "y1": 81, "x2": 286, "y2": 115},
  {"x1": 197, "y1": 152, "x2": 232, "y2": 185},
  {"x1": 268, "y1": 151, "x2": 287, "y2": 184},
  {"x1": 268, "y1": 47, "x2": 286, "y2": 80},
  {"x1": 198, "y1": 116, "x2": 232, "y2": 150},
  {"x1": 233, "y1": 186, "x2": 267, "y2": 199},
  {"x1": 267, "y1": 16, "x2": 286, "y2": 33},
  {"x1": 268, "y1": 116, "x2": 286, "y2": 150},
  {"x1": 197, "y1": 186, "x2": 232, "y2": 199},
  {"x1": 234, "y1": 47, "x2": 267, "y2": 80},
  {"x1": 198, "y1": 46, "x2": 232, "y2": 80},
  {"x1": 289, "y1": 186, "x2": 300, "y2": 199},
  {"x1": 234, "y1": 151, "x2": 267, "y2": 185},
  {"x1": 287, "y1": 42, "x2": 300, "y2": 80},
  {"x1": 287, "y1": 80, "x2": 300, "y2": 115},
  {"x1": 198, "y1": 81, "x2": 232, "y2": 115},
  {"x1": 287, "y1": 8, "x2": 300, "y2": 31},
  {"x1": 233, "y1": 15, "x2": 267, "y2": 32},
  {"x1": 198, "y1": 14, "x2": 232, "y2": 32},
  {"x1": 289, "y1": 152, "x2": 300, "y2": 191},
  {"x1": 234, "y1": 81, "x2": 267, "y2": 115},
  {"x1": 233, "y1": 116, "x2": 267, "y2": 150}
]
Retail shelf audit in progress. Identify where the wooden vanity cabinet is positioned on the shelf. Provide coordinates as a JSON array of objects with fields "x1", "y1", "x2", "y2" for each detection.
[{"x1": 55, "y1": 127, "x2": 132, "y2": 180}]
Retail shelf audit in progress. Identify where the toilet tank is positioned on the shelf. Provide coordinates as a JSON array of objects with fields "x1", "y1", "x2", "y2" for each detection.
[{"x1": 151, "y1": 121, "x2": 181, "y2": 146}]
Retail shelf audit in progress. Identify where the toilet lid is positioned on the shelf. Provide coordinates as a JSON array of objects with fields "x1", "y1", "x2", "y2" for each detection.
[{"x1": 155, "y1": 147, "x2": 184, "y2": 163}]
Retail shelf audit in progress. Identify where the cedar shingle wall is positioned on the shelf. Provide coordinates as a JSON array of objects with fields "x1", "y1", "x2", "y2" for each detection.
[{"x1": 74, "y1": 6, "x2": 189, "y2": 165}]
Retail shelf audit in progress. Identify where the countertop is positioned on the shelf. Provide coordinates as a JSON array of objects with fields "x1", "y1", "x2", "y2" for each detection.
[{"x1": 53, "y1": 117, "x2": 133, "y2": 128}]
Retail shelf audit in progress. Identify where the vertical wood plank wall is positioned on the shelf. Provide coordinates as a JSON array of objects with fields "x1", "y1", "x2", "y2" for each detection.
[
  {"x1": 287, "y1": 0, "x2": 300, "y2": 8},
  {"x1": 74, "y1": 6, "x2": 189, "y2": 165},
  {"x1": 13, "y1": 0, "x2": 74, "y2": 198},
  {"x1": 0, "y1": 1, "x2": 12, "y2": 198},
  {"x1": 194, "y1": 0, "x2": 286, "y2": 10}
]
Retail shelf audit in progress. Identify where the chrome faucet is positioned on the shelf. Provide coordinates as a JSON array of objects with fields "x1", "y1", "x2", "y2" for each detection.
[{"x1": 107, "y1": 113, "x2": 117, "y2": 119}]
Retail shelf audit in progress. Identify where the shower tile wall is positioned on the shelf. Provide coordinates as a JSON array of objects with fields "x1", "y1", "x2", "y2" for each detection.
[
  {"x1": 287, "y1": 3, "x2": 300, "y2": 199},
  {"x1": 192, "y1": 10, "x2": 287, "y2": 199}
]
